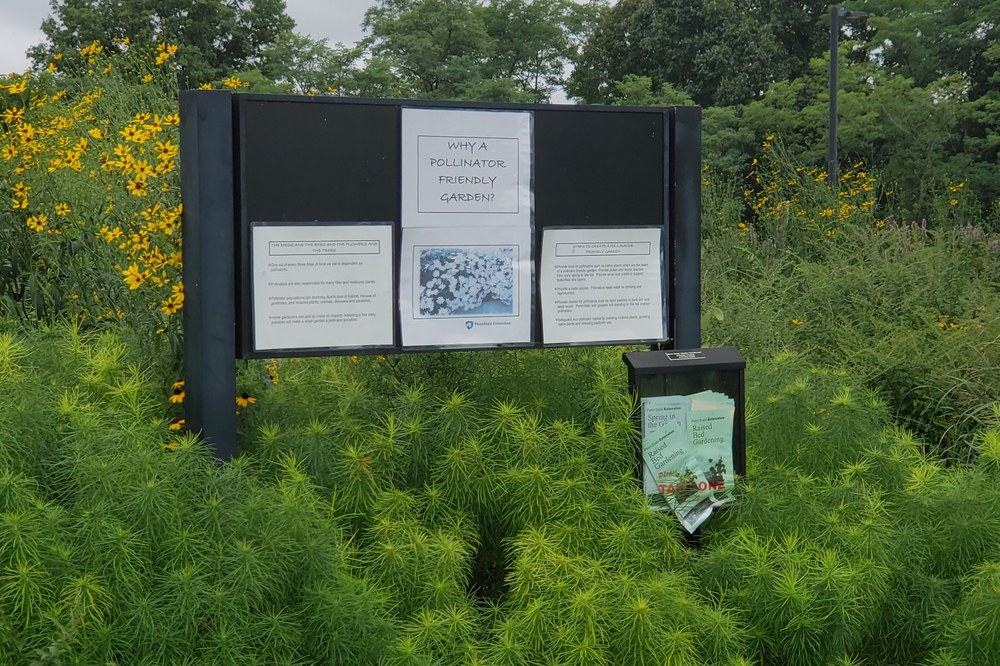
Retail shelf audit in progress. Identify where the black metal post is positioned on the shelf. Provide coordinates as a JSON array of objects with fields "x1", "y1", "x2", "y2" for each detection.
[
  {"x1": 179, "y1": 91, "x2": 238, "y2": 460},
  {"x1": 828, "y1": 4, "x2": 840, "y2": 190}
]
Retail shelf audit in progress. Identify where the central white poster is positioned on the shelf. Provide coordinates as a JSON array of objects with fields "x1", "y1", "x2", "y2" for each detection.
[
  {"x1": 400, "y1": 107, "x2": 534, "y2": 347},
  {"x1": 401, "y1": 108, "x2": 532, "y2": 228}
]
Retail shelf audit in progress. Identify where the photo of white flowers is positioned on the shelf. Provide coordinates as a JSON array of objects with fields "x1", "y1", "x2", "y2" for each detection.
[{"x1": 417, "y1": 246, "x2": 516, "y2": 317}]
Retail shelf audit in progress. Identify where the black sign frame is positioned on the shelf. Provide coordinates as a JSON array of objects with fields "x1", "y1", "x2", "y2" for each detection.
[{"x1": 180, "y1": 91, "x2": 702, "y2": 457}]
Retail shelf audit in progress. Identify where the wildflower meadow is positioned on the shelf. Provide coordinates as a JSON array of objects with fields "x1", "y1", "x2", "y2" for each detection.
[{"x1": 2, "y1": 41, "x2": 1000, "y2": 666}]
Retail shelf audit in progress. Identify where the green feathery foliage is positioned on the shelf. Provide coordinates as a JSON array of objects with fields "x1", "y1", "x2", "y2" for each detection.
[{"x1": 2, "y1": 323, "x2": 1000, "y2": 663}]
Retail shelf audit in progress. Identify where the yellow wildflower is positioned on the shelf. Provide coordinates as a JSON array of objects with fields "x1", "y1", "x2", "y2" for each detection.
[
  {"x1": 154, "y1": 139, "x2": 178, "y2": 161},
  {"x1": 133, "y1": 159, "x2": 155, "y2": 180},
  {"x1": 26, "y1": 214, "x2": 48, "y2": 232},
  {"x1": 235, "y1": 393, "x2": 256, "y2": 408},
  {"x1": 98, "y1": 225, "x2": 123, "y2": 242},
  {"x1": 80, "y1": 40, "x2": 103, "y2": 56},
  {"x1": 126, "y1": 178, "x2": 148, "y2": 196},
  {"x1": 7, "y1": 77, "x2": 29, "y2": 95},
  {"x1": 122, "y1": 264, "x2": 146, "y2": 290}
]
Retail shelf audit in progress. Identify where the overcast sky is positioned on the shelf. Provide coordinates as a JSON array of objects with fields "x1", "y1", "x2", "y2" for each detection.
[{"x1": 0, "y1": 0, "x2": 373, "y2": 75}]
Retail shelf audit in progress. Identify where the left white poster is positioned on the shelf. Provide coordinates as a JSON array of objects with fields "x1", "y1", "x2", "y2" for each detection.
[
  {"x1": 400, "y1": 226, "x2": 532, "y2": 346},
  {"x1": 252, "y1": 224, "x2": 394, "y2": 351}
]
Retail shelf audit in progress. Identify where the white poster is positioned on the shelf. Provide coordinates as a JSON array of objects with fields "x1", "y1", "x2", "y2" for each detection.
[
  {"x1": 400, "y1": 226, "x2": 532, "y2": 346},
  {"x1": 540, "y1": 227, "x2": 665, "y2": 344},
  {"x1": 401, "y1": 108, "x2": 532, "y2": 228},
  {"x1": 252, "y1": 224, "x2": 394, "y2": 351}
]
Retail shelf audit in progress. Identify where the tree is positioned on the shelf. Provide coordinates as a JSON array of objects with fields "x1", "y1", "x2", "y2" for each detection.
[
  {"x1": 259, "y1": 33, "x2": 358, "y2": 95},
  {"x1": 362, "y1": 0, "x2": 491, "y2": 99},
  {"x1": 569, "y1": 0, "x2": 830, "y2": 107},
  {"x1": 29, "y1": 0, "x2": 294, "y2": 86},
  {"x1": 729, "y1": 54, "x2": 972, "y2": 219},
  {"x1": 857, "y1": 0, "x2": 1000, "y2": 97},
  {"x1": 610, "y1": 74, "x2": 693, "y2": 107},
  {"x1": 479, "y1": 0, "x2": 604, "y2": 101},
  {"x1": 361, "y1": 0, "x2": 603, "y2": 102},
  {"x1": 856, "y1": 0, "x2": 1000, "y2": 211},
  {"x1": 258, "y1": 32, "x2": 407, "y2": 98}
]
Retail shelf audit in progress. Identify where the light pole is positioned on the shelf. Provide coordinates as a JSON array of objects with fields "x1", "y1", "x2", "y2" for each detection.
[{"x1": 828, "y1": 5, "x2": 867, "y2": 190}]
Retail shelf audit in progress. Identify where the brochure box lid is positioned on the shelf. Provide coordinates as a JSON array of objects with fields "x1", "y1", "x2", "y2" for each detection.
[{"x1": 623, "y1": 346, "x2": 745, "y2": 375}]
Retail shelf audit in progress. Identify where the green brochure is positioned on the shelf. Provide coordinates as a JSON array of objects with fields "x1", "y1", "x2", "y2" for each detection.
[
  {"x1": 641, "y1": 420, "x2": 687, "y2": 491},
  {"x1": 687, "y1": 406, "x2": 734, "y2": 497},
  {"x1": 640, "y1": 396, "x2": 690, "y2": 493},
  {"x1": 639, "y1": 389, "x2": 738, "y2": 531},
  {"x1": 641, "y1": 395, "x2": 690, "y2": 433}
]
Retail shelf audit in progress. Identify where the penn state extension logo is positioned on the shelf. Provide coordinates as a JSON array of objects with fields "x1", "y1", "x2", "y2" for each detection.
[{"x1": 465, "y1": 321, "x2": 474, "y2": 330}]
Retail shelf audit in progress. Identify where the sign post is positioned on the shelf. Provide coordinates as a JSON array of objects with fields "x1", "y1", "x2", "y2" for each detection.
[{"x1": 179, "y1": 91, "x2": 238, "y2": 459}]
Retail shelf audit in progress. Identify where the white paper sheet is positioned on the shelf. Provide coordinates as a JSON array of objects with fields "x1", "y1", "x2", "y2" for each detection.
[
  {"x1": 251, "y1": 224, "x2": 394, "y2": 351},
  {"x1": 399, "y1": 226, "x2": 532, "y2": 346},
  {"x1": 401, "y1": 108, "x2": 532, "y2": 228},
  {"x1": 540, "y1": 227, "x2": 665, "y2": 344}
]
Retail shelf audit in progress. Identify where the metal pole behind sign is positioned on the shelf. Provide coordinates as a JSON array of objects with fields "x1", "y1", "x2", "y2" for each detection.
[{"x1": 828, "y1": 5, "x2": 840, "y2": 190}]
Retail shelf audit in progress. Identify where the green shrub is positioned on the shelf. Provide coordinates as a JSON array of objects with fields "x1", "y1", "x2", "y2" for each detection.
[
  {"x1": 5, "y1": 321, "x2": 1000, "y2": 664},
  {"x1": 704, "y1": 199, "x2": 1000, "y2": 458}
]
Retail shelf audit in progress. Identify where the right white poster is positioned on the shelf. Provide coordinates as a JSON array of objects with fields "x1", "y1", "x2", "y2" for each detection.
[{"x1": 540, "y1": 227, "x2": 665, "y2": 344}]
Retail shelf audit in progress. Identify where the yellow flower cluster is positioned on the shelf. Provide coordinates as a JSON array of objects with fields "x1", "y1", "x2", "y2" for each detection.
[
  {"x1": 222, "y1": 76, "x2": 251, "y2": 90},
  {"x1": 3, "y1": 73, "x2": 30, "y2": 96},
  {"x1": 934, "y1": 312, "x2": 982, "y2": 332},
  {"x1": 946, "y1": 181, "x2": 967, "y2": 208},
  {"x1": 1, "y1": 40, "x2": 184, "y2": 329},
  {"x1": 154, "y1": 42, "x2": 178, "y2": 66},
  {"x1": 740, "y1": 138, "x2": 881, "y2": 242}
]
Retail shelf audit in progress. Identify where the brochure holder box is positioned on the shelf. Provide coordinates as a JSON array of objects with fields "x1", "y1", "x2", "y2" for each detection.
[{"x1": 622, "y1": 347, "x2": 746, "y2": 531}]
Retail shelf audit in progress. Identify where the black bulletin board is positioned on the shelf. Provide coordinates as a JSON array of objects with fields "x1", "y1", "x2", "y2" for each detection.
[{"x1": 180, "y1": 91, "x2": 701, "y2": 457}]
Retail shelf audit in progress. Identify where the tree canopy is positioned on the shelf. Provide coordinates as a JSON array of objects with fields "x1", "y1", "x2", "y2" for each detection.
[
  {"x1": 569, "y1": 0, "x2": 831, "y2": 107},
  {"x1": 361, "y1": 0, "x2": 604, "y2": 102},
  {"x1": 29, "y1": 0, "x2": 295, "y2": 86},
  {"x1": 23, "y1": 0, "x2": 1000, "y2": 219}
]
